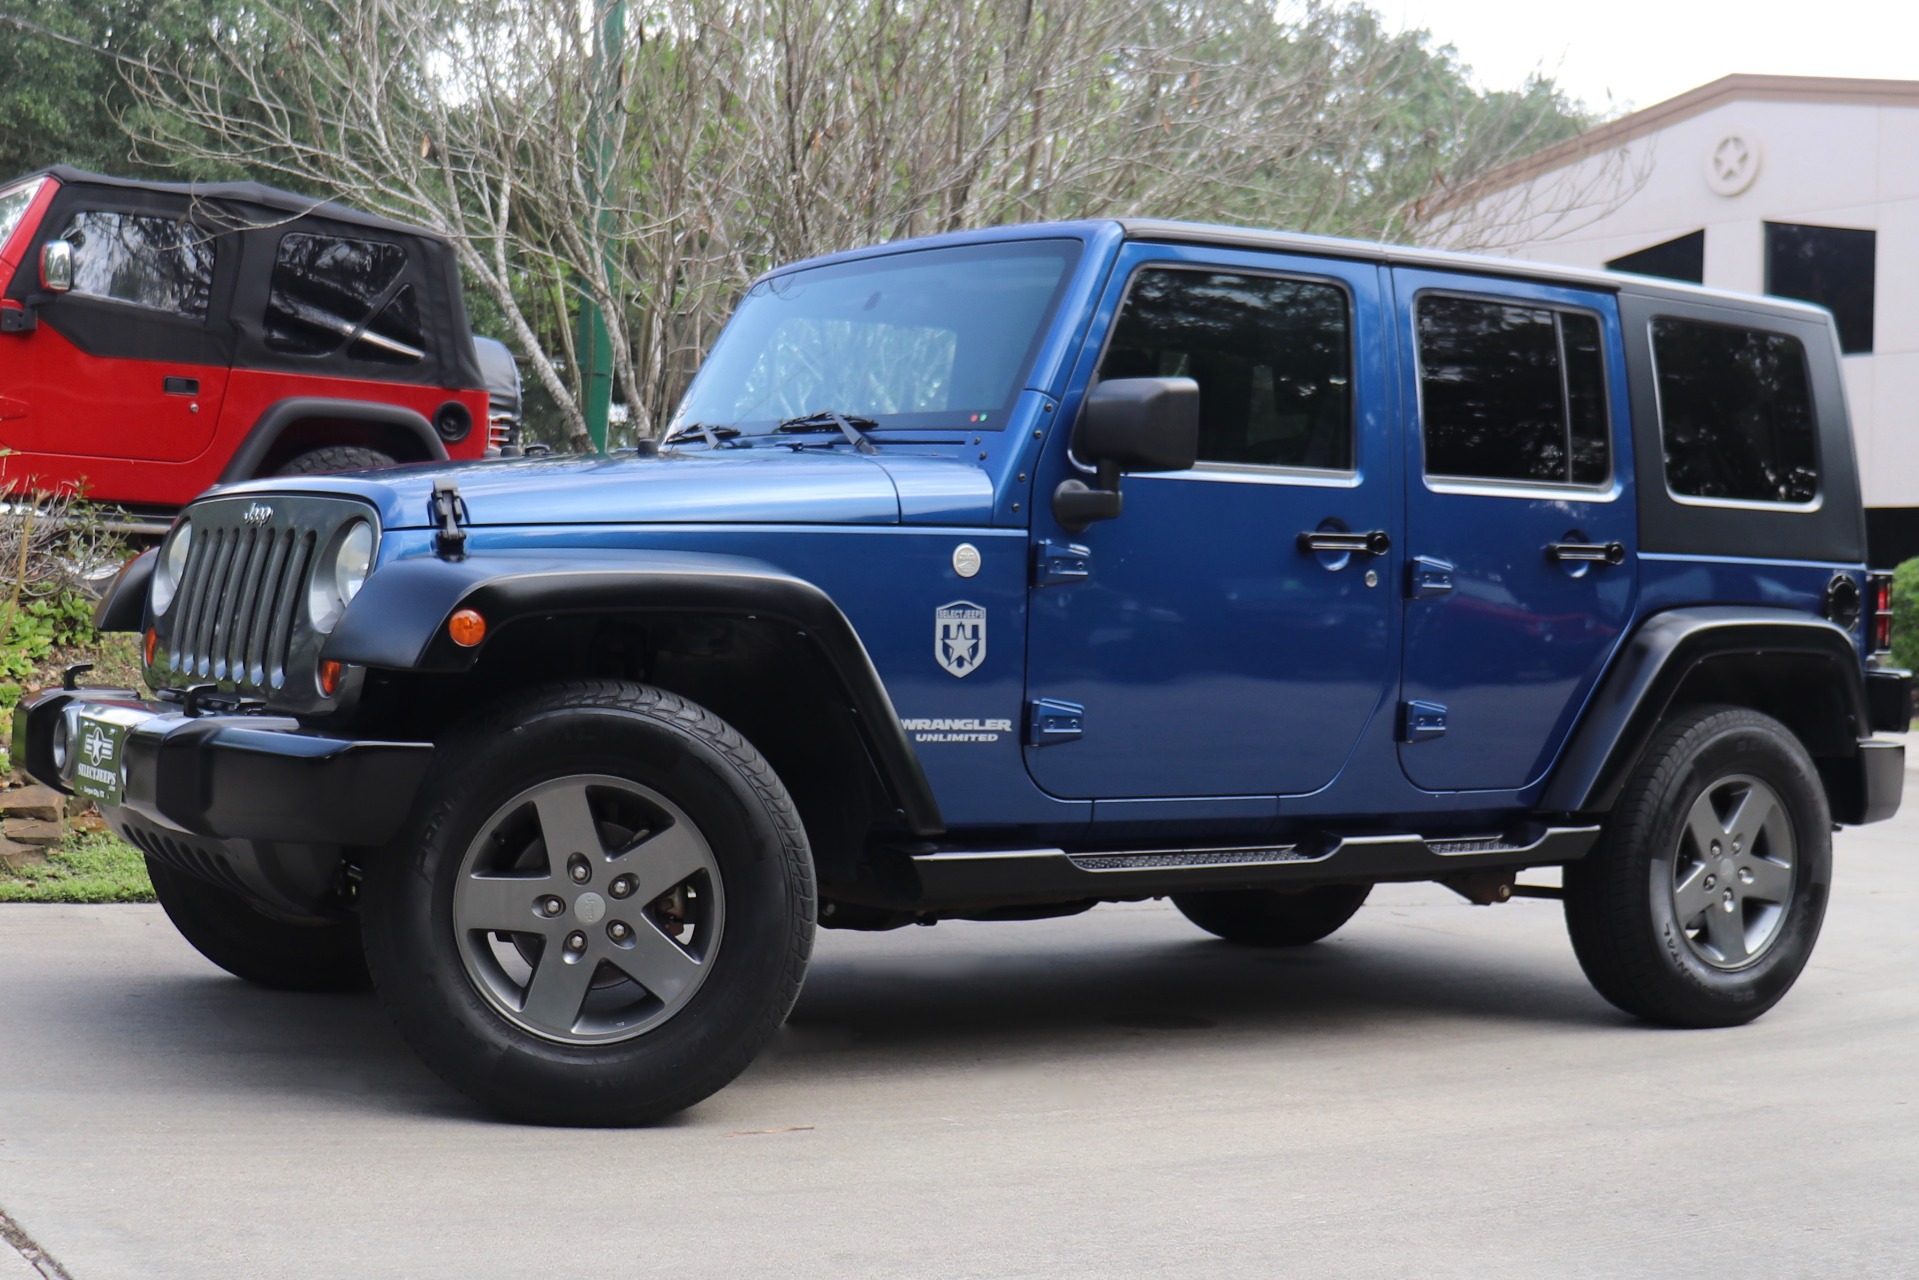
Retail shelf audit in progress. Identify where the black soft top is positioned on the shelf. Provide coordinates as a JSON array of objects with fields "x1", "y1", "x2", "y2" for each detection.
[
  {"x1": 9, "y1": 167, "x2": 481, "y2": 392},
  {"x1": 32, "y1": 166, "x2": 446, "y2": 239}
]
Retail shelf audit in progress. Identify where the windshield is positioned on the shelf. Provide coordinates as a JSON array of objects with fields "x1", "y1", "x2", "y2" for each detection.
[
  {"x1": 0, "y1": 177, "x2": 45, "y2": 256},
  {"x1": 672, "y1": 238, "x2": 1082, "y2": 435}
]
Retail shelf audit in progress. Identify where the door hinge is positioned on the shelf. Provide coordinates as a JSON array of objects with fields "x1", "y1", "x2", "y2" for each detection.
[
  {"x1": 1407, "y1": 556, "x2": 1455, "y2": 599},
  {"x1": 1027, "y1": 698, "x2": 1085, "y2": 746},
  {"x1": 1400, "y1": 700, "x2": 1448, "y2": 743},
  {"x1": 1033, "y1": 540, "x2": 1091, "y2": 588}
]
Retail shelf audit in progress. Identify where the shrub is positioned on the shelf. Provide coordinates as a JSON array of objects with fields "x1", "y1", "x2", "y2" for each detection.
[{"x1": 1892, "y1": 558, "x2": 1919, "y2": 678}]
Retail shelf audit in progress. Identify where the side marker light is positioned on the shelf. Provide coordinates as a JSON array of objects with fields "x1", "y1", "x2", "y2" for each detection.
[
  {"x1": 144, "y1": 628, "x2": 159, "y2": 666},
  {"x1": 448, "y1": 609, "x2": 487, "y2": 647},
  {"x1": 318, "y1": 660, "x2": 344, "y2": 697}
]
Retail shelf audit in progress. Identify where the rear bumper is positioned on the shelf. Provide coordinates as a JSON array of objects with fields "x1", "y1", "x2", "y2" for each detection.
[
  {"x1": 14, "y1": 687, "x2": 431, "y2": 844},
  {"x1": 1823, "y1": 737, "x2": 1905, "y2": 826}
]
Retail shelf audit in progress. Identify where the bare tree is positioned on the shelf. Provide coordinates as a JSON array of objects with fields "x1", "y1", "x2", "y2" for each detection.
[{"x1": 119, "y1": 0, "x2": 1637, "y2": 444}]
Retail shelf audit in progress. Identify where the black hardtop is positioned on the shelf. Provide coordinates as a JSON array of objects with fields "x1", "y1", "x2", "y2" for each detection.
[{"x1": 33, "y1": 166, "x2": 446, "y2": 240}]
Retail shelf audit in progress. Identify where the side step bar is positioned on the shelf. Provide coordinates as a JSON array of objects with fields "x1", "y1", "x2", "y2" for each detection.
[{"x1": 899, "y1": 825, "x2": 1601, "y2": 911}]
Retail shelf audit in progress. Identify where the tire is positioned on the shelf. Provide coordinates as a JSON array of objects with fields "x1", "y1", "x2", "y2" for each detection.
[
  {"x1": 146, "y1": 858, "x2": 372, "y2": 992},
  {"x1": 1172, "y1": 883, "x2": 1371, "y2": 946},
  {"x1": 361, "y1": 680, "x2": 815, "y2": 1126},
  {"x1": 1564, "y1": 705, "x2": 1831, "y2": 1028},
  {"x1": 272, "y1": 446, "x2": 397, "y2": 476}
]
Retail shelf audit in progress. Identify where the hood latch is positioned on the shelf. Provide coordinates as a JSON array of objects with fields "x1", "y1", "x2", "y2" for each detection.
[{"x1": 431, "y1": 479, "x2": 469, "y2": 562}]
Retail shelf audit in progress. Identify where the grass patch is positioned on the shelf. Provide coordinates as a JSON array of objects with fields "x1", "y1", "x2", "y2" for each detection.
[{"x1": 0, "y1": 830, "x2": 154, "y2": 903}]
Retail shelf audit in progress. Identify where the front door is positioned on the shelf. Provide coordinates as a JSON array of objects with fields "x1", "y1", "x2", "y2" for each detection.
[
  {"x1": 0, "y1": 197, "x2": 230, "y2": 465},
  {"x1": 1023, "y1": 244, "x2": 1397, "y2": 800},
  {"x1": 1393, "y1": 269, "x2": 1637, "y2": 793}
]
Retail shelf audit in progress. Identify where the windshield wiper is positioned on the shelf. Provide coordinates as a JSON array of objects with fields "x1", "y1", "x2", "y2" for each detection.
[
  {"x1": 661, "y1": 422, "x2": 742, "y2": 449},
  {"x1": 775, "y1": 410, "x2": 878, "y2": 455}
]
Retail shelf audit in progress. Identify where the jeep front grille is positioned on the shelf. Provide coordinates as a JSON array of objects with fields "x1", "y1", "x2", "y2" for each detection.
[{"x1": 161, "y1": 495, "x2": 369, "y2": 695}]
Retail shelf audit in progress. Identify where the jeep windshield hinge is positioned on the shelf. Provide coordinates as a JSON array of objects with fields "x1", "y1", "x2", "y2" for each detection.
[
  {"x1": 1033, "y1": 540, "x2": 1091, "y2": 588},
  {"x1": 431, "y1": 478, "x2": 469, "y2": 561}
]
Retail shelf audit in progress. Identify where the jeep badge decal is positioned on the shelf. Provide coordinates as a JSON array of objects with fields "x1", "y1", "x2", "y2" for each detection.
[
  {"x1": 242, "y1": 502, "x2": 274, "y2": 526},
  {"x1": 935, "y1": 601, "x2": 986, "y2": 677}
]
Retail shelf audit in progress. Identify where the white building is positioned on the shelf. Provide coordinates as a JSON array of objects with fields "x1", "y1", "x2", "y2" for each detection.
[{"x1": 1452, "y1": 75, "x2": 1919, "y2": 564}]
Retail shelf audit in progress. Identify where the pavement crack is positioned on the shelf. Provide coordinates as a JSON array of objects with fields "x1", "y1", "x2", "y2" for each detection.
[{"x1": 0, "y1": 1206, "x2": 74, "y2": 1280}]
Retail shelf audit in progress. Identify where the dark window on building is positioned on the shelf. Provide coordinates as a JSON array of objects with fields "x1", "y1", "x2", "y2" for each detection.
[
  {"x1": 1416, "y1": 295, "x2": 1609, "y2": 486},
  {"x1": 60, "y1": 211, "x2": 215, "y2": 317},
  {"x1": 1098, "y1": 268, "x2": 1352, "y2": 469},
  {"x1": 1606, "y1": 230, "x2": 1704, "y2": 284},
  {"x1": 1652, "y1": 317, "x2": 1818, "y2": 504},
  {"x1": 1765, "y1": 222, "x2": 1874, "y2": 354},
  {"x1": 266, "y1": 233, "x2": 421, "y2": 362}
]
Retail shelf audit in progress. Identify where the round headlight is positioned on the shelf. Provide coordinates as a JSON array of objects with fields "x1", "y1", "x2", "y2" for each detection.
[
  {"x1": 308, "y1": 519, "x2": 374, "y2": 634},
  {"x1": 151, "y1": 520, "x2": 192, "y2": 615},
  {"x1": 336, "y1": 521, "x2": 373, "y2": 605}
]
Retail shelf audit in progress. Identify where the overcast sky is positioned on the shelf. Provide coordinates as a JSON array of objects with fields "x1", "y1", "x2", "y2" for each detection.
[{"x1": 1375, "y1": 0, "x2": 1919, "y2": 117}]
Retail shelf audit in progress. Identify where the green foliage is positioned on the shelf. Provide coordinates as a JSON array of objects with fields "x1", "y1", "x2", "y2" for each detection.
[
  {"x1": 0, "y1": 830, "x2": 153, "y2": 903},
  {"x1": 1889, "y1": 558, "x2": 1919, "y2": 678},
  {"x1": 0, "y1": 589, "x2": 95, "y2": 710},
  {"x1": 0, "y1": 0, "x2": 250, "y2": 179}
]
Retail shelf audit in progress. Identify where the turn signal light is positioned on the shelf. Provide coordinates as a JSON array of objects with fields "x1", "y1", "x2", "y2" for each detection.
[
  {"x1": 448, "y1": 609, "x2": 487, "y2": 647},
  {"x1": 318, "y1": 659, "x2": 344, "y2": 696},
  {"x1": 143, "y1": 628, "x2": 158, "y2": 666}
]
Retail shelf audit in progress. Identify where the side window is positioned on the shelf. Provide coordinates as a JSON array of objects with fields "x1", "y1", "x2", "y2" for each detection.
[
  {"x1": 1097, "y1": 268, "x2": 1352, "y2": 470},
  {"x1": 1416, "y1": 295, "x2": 1609, "y2": 486},
  {"x1": 1651, "y1": 318, "x2": 1818, "y2": 505},
  {"x1": 60, "y1": 211, "x2": 215, "y2": 318},
  {"x1": 266, "y1": 232, "x2": 424, "y2": 364}
]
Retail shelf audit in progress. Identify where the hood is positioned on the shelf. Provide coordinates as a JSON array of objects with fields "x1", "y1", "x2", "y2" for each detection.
[{"x1": 207, "y1": 445, "x2": 997, "y2": 529}]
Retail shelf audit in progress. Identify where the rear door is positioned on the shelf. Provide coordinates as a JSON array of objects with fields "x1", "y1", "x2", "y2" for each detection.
[{"x1": 1393, "y1": 269, "x2": 1637, "y2": 792}]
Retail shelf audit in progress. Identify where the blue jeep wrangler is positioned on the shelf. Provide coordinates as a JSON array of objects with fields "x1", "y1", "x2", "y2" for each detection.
[{"x1": 16, "y1": 220, "x2": 1910, "y2": 1124}]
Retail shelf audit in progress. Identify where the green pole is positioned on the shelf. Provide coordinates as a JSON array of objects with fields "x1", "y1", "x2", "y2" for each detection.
[{"x1": 573, "y1": 0, "x2": 624, "y2": 453}]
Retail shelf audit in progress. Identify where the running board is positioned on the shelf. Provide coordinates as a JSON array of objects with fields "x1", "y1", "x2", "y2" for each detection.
[{"x1": 898, "y1": 824, "x2": 1600, "y2": 911}]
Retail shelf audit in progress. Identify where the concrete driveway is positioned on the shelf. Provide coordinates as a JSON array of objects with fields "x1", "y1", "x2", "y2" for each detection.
[{"x1": 3, "y1": 800, "x2": 1916, "y2": 1278}]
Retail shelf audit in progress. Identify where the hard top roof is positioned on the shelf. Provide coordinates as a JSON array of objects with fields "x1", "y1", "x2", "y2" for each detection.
[
  {"x1": 758, "y1": 217, "x2": 1829, "y2": 322},
  {"x1": 28, "y1": 165, "x2": 446, "y2": 240}
]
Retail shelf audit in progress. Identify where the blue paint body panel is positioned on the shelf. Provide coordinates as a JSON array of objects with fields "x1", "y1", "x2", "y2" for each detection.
[{"x1": 304, "y1": 217, "x2": 1879, "y2": 846}]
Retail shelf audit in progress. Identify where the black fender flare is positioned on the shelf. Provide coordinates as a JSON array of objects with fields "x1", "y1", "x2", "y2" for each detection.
[
  {"x1": 323, "y1": 550, "x2": 944, "y2": 837},
  {"x1": 219, "y1": 397, "x2": 448, "y2": 482},
  {"x1": 1541, "y1": 606, "x2": 1871, "y2": 815},
  {"x1": 94, "y1": 546, "x2": 156, "y2": 632}
]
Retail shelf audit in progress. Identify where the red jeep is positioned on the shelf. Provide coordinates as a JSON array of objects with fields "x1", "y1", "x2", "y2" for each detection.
[{"x1": 0, "y1": 167, "x2": 491, "y2": 531}]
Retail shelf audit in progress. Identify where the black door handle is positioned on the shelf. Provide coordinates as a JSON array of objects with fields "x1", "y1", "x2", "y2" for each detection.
[
  {"x1": 1298, "y1": 529, "x2": 1391, "y2": 557},
  {"x1": 163, "y1": 376, "x2": 200, "y2": 396},
  {"x1": 1547, "y1": 540, "x2": 1626, "y2": 565}
]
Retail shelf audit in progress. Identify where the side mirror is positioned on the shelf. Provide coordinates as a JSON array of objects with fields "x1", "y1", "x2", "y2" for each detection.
[
  {"x1": 40, "y1": 239, "x2": 73, "y2": 294},
  {"x1": 1053, "y1": 376, "x2": 1199, "y2": 531}
]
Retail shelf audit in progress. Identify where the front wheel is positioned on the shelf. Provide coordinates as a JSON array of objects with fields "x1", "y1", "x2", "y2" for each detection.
[
  {"x1": 1564, "y1": 705, "x2": 1830, "y2": 1028},
  {"x1": 361, "y1": 681, "x2": 815, "y2": 1126}
]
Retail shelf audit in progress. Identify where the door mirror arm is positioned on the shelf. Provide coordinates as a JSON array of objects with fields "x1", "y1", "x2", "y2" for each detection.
[{"x1": 1051, "y1": 377, "x2": 1199, "y2": 532}]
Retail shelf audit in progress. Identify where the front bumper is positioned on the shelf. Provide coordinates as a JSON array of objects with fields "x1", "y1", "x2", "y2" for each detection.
[{"x1": 13, "y1": 688, "x2": 432, "y2": 915}]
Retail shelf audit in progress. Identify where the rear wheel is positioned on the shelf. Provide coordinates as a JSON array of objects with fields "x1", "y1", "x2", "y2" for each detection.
[
  {"x1": 273, "y1": 446, "x2": 396, "y2": 476},
  {"x1": 146, "y1": 858, "x2": 371, "y2": 992},
  {"x1": 1564, "y1": 705, "x2": 1830, "y2": 1027},
  {"x1": 361, "y1": 681, "x2": 815, "y2": 1126},
  {"x1": 1172, "y1": 883, "x2": 1371, "y2": 946}
]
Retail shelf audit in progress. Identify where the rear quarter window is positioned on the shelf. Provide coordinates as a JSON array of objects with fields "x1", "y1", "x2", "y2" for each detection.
[
  {"x1": 1651, "y1": 317, "x2": 1818, "y2": 505},
  {"x1": 267, "y1": 232, "x2": 425, "y2": 364}
]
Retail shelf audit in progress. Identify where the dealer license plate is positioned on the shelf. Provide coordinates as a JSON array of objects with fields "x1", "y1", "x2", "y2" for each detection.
[{"x1": 71, "y1": 715, "x2": 128, "y2": 807}]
